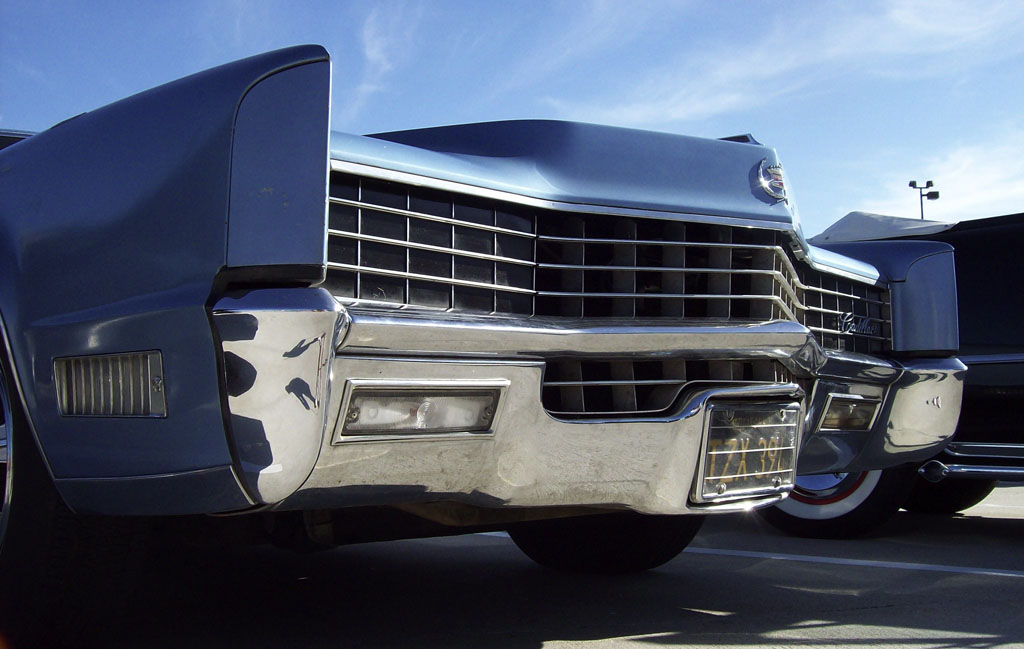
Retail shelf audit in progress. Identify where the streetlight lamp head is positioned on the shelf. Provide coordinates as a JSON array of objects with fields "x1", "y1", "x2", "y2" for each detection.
[{"x1": 909, "y1": 180, "x2": 939, "y2": 219}]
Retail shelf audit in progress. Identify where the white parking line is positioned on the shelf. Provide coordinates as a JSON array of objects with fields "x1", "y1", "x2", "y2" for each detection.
[
  {"x1": 684, "y1": 547, "x2": 1024, "y2": 578},
  {"x1": 476, "y1": 533, "x2": 1024, "y2": 578}
]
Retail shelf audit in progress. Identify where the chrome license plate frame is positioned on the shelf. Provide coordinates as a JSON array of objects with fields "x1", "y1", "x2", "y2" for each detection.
[{"x1": 693, "y1": 400, "x2": 801, "y2": 503}]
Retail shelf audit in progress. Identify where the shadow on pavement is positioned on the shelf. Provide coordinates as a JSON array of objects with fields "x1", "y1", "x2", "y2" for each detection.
[{"x1": 67, "y1": 509, "x2": 1024, "y2": 649}]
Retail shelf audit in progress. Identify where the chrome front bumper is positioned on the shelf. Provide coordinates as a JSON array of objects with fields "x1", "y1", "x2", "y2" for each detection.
[{"x1": 211, "y1": 288, "x2": 965, "y2": 515}]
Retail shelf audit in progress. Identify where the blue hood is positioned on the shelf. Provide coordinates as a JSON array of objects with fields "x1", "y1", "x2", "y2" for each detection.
[{"x1": 329, "y1": 120, "x2": 797, "y2": 226}]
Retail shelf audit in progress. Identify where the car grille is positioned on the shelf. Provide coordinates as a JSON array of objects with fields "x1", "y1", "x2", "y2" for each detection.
[
  {"x1": 326, "y1": 170, "x2": 890, "y2": 417},
  {"x1": 798, "y1": 268, "x2": 890, "y2": 355},
  {"x1": 543, "y1": 358, "x2": 791, "y2": 419}
]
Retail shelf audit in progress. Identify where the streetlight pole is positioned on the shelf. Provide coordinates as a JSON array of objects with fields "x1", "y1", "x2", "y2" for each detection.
[{"x1": 908, "y1": 180, "x2": 940, "y2": 220}]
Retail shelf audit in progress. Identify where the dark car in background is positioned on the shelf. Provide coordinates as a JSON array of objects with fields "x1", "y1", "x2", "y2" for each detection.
[
  {"x1": 763, "y1": 211, "x2": 1024, "y2": 537},
  {"x1": 901, "y1": 212, "x2": 1024, "y2": 509},
  {"x1": 0, "y1": 131, "x2": 31, "y2": 151}
]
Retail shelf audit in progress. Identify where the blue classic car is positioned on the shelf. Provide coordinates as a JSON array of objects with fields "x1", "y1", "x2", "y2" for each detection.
[{"x1": 0, "y1": 46, "x2": 965, "y2": 630}]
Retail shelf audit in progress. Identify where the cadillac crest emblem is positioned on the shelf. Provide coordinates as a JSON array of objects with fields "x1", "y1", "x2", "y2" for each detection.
[{"x1": 758, "y1": 159, "x2": 787, "y2": 202}]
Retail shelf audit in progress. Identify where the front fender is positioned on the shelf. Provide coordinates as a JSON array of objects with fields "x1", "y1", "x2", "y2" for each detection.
[{"x1": 0, "y1": 46, "x2": 330, "y2": 513}]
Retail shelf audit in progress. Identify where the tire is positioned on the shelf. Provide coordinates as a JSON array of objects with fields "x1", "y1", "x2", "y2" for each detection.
[
  {"x1": 508, "y1": 512, "x2": 704, "y2": 574},
  {"x1": 758, "y1": 468, "x2": 916, "y2": 539},
  {"x1": 0, "y1": 356, "x2": 148, "y2": 643},
  {"x1": 902, "y1": 477, "x2": 998, "y2": 515}
]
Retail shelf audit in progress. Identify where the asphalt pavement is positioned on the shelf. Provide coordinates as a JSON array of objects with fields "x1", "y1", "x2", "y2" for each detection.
[{"x1": 87, "y1": 484, "x2": 1024, "y2": 649}]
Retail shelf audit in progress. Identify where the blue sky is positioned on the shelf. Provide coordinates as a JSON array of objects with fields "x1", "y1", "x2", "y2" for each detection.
[{"x1": 2, "y1": 0, "x2": 1023, "y2": 236}]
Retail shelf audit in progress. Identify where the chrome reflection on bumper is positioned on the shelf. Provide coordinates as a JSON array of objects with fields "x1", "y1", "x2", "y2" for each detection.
[
  {"x1": 278, "y1": 355, "x2": 804, "y2": 514},
  {"x1": 210, "y1": 291, "x2": 963, "y2": 514},
  {"x1": 211, "y1": 288, "x2": 346, "y2": 504},
  {"x1": 338, "y1": 308, "x2": 822, "y2": 367},
  {"x1": 881, "y1": 358, "x2": 965, "y2": 454},
  {"x1": 798, "y1": 356, "x2": 966, "y2": 475}
]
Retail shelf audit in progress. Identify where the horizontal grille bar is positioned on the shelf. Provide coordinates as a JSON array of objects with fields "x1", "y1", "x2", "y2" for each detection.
[
  {"x1": 536, "y1": 235, "x2": 780, "y2": 250},
  {"x1": 799, "y1": 284, "x2": 888, "y2": 306},
  {"x1": 545, "y1": 378, "x2": 689, "y2": 387},
  {"x1": 329, "y1": 229, "x2": 536, "y2": 267},
  {"x1": 330, "y1": 197, "x2": 536, "y2": 239},
  {"x1": 808, "y1": 326, "x2": 889, "y2": 342},
  {"x1": 542, "y1": 358, "x2": 792, "y2": 419},
  {"x1": 326, "y1": 262, "x2": 536, "y2": 294},
  {"x1": 325, "y1": 170, "x2": 892, "y2": 356},
  {"x1": 537, "y1": 291, "x2": 782, "y2": 300},
  {"x1": 538, "y1": 264, "x2": 777, "y2": 273}
]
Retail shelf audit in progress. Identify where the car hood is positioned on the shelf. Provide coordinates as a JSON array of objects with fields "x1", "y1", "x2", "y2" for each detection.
[{"x1": 329, "y1": 120, "x2": 798, "y2": 227}]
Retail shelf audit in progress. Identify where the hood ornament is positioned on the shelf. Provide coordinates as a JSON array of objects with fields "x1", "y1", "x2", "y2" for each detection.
[{"x1": 758, "y1": 159, "x2": 787, "y2": 202}]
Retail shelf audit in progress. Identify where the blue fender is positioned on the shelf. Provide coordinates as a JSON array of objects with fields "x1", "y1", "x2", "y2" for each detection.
[{"x1": 0, "y1": 45, "x2": 330, "y2": 514}]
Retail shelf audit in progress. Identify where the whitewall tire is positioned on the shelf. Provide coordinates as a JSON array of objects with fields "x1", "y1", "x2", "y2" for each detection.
[{"x1": 758, "y1": 468, "x2": 916, "y2": 539}]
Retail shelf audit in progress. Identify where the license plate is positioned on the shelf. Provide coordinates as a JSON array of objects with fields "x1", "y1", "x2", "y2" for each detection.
[{"x1": 696, "y1": 401, "x2": 800, "y2": 502}]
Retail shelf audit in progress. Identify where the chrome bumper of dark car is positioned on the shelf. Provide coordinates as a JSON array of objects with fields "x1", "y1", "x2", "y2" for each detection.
[
  {"x1": 918, "y1": 443, "x2": 1024, "y2": 483},
  {"x1": 919, "y1": 461, "x2": 1024, "y2": 482}
]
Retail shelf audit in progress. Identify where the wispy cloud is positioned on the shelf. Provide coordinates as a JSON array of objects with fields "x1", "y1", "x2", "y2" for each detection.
[
  {"x1": 333, "y1": 1, "x2": 424, "y2": 127},
  {"x1": 858, "y1": 127, "x2": 1024, "y2": 221},
  {"x1": 491, "y1": 0, "x2": 687, "y2": 97},
  {"x1": 543, "y1": 0, "x2": 1024, "y2": 125},
  {"x1": 193, "y1": 1, "x2": 277, "y2": 64}
]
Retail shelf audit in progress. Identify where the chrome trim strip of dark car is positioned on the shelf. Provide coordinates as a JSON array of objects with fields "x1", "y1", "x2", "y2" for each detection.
[
  {"x1": 919, "y1": 460, "x2": 1024, "y2": 483},
  {"x1": 958, "y1": 353, "x2": 1024, "y2": 365},
  {"x1": 945, "y1": 443, "x2": 1024, "y2": 460}
]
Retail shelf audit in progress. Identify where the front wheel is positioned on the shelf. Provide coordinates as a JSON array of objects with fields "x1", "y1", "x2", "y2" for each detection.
[
  {"x1": 0, "y1": 356, "x2": 148, "y2": 642},
  {"x1": 508, "y1": 512, "x2": 704, "y2": 574},
  {"x1": 758, "y1": 468, "x2": 916, "y2": 539}
]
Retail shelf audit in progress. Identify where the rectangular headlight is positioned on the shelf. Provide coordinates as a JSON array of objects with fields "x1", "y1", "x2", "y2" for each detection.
[
  {"x1": 339, "y1": 387, "x2": 501, "y2": 437},
  {"x1": 820, "y1": 394, "x2": 880, "y2": 431}
]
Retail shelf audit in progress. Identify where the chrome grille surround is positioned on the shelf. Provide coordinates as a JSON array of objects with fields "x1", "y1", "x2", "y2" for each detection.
[{"x1": 326, "y1": 166, "x2": 891, "y2": 418}]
